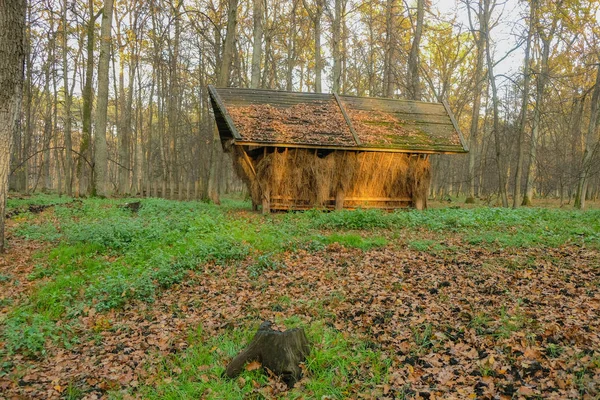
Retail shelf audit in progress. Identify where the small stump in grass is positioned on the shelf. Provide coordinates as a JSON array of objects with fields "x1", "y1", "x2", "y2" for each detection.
[
  {"x1": 121, "y1": 201, "x2": 141, "y2": 212},
  {"x1": 225, "y1": 321, "x2": 310, "y2": 387}
]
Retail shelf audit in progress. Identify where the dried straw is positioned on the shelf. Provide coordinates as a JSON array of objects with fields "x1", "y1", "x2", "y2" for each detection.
[{"x1": 231, "y1": 146, "x2": 430, "y2": 210}]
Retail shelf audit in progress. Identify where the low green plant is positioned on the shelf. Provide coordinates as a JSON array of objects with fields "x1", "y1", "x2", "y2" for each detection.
[
  {"x1": 129, "y1": 320, "x2": 390, "y2": 399},
  {"x1": 469, "y1": 312, "x2": 491, "y2": 335},
  {"x1": 545, "y1": 343, "x2": 563, "y2": 358},
  {"x1": 3, "y1": 311, "x2": 57, "y2": 357}
]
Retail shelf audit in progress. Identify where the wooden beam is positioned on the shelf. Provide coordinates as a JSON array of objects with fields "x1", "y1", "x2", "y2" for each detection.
[
  {"x1": 441, "y1": 99, "x2": 469, "y2": 152},
  {"x1": 333, "y1": 92, "x2": 362, "y2": 146},
  {"x1": 271, "y1": 195, "x2": 412, "y2": 202},
  {"x1": 234, "y1": 141, "x2": 467, "y2": 154},
  {"x1": 239, "y1": 147, "x2": 257, "y2": 178},
  {"x1": 208, "y1": 85, "x2": 242, "y2": 140}
]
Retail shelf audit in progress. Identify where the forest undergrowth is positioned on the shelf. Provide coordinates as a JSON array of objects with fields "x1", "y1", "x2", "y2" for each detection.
[{"x1": 0, "y1": 195, "x2": 598, "y2": 399}]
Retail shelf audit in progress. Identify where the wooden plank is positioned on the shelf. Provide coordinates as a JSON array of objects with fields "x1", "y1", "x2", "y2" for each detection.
[
  {"x1": 441, "y1": 99, "x2": 469, "y2": 152},
  {"x1": 347, "y1": 109, "x2": 453, "y2": 124},
  {"x1": 234, "y1": 140, "x2": 467, "y2": 154},
  {"x1": 333, "y1": 92, "x2": 362, "y2": 146},
  {"x1": 216, "y1": 87, "x2": 332, "y2": 100},
  {"x1": 340, "y1": 95, "x2": 447, "y2": 115},
  {"x1": 208, "y1": 85, "x2": 242, "y2": 140}
]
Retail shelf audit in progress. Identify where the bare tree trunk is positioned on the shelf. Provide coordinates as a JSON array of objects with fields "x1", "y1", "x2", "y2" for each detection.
[
  {"x1": 331, "y1": 0, "x2": 341, "y2": 93},
  {"x1": 62, "y1": 0, "x2": 73, "y2": 196},
  {"x1": 512, "y1": 1, "x2": 534, "y2": 208},
  {"x1": 208, "y1": 0, "x2": 238, "y2": 204},
  {"x1": 465, "y1": 1, "x2": 485, "y2": 203},
  {"x1": 302, "y1": 0, "x2": 323, "y2": 93},
  {"x1": 286, "y1": 0, "x2": 298, "y2": 91},
  {"x1": 523, "y1": 3, "x2": 560, "y2": 206},
  {"x1": 483, "y1": 0, "x2": 508, "y2": 207},
  {"x1": 250, "y1": 0, "x2": 263, "y2": 88},
  {"x1": 116, "y1": 7, "x2": 130, "y2": 196},
  {"x1": 407, "y1": 0, "x2": 424, "y2": 100},
  {"x1": 93, "y1": 0, "x2": 115, "y2": 197},
  {"x1": 383, "y1": 0, "x2": 395, "y2": 97},
  {"x1": 0, "y1": 0, "x2": 26, "y2": 252},
  {"x1": 42, "y1": 26, "x2": 54, "y2": 193},
  {"x1": 575, "y1": 63, "x2": 600, "y2": 210},
  {"x1": 80, "y1": 0, "x2": 98, "y2": 196}
]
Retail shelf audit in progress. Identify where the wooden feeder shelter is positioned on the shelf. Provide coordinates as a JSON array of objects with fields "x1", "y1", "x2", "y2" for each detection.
[{"x1": 208, "y1": 85, "x2": 468, "y2": 212}]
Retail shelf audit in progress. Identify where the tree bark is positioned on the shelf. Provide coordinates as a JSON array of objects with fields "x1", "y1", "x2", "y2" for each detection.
[
  {"x1": 302, "y1": 0, "x2": 324, "y2": 93},
  {"x1": 465, "y1": 1, "x2": 485, "y2": 203},
  {"x1": 79, "y1": 0, "x2": 97, "y2": 196},
  {"x1": 331, "y1": 0, "x2": 342, "y2": 93},
  {"x1": 0, "y1": 0, "x2": 26, "y2": 252},
  {"x1": 383, "y1": 0, "x2": 395, "y2": 97},
  {"x1": 286, "y1": 0, "x2": 298, "y2": 91},
  {"x1": 512, "y1": 1, "x2": 534, "y2": 208},
  {"x1": 407, "y1": 0, "x2": 424, "y2": 101},
  {"x1": 483, "y1": 0, "x2": 508, "y2": 207},
  {"x1": 208, "y1": 0, "x2": 238, "y2": 204},
  {"x1": 250, "y1": 0, "x2": 263, "y2": 88},
  {"x1": 225, "y1": 321, "x2": 310, "y2": 388},
  {"x1": 575, "y1": 63, "x2": 600, "y2": 210},
  {"x1": 93, "y1": 0, "x2": 115, "y2": 197},
  {"x1": 62, "y1": 0, "x2": 73, "y2": 196}
]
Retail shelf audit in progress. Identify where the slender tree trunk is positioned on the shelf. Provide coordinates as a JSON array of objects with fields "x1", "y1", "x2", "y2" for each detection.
[
  {"x1": 286, "y1": 0, "x2": 297, "y2": 91},
  {"x1": 80, "y1": 0, "x2": 98, "y2": 196},
  {"x1": 331, "y1": 0, "x2": 341, "y2": 93},
  {"x1": 313, "y1": 2, "x2": 322, "y2": 93},
  {"x1": 61, "y1": 0, "x2": 73, "y2": 196},
  {"x1": 523, "y1": 3, "x2": 560, "y2": 205},
  {"x1": 407, "y1": 0, "x2": 424, "y2": 100},
  {"x1": 383, "y1": 0, "x2": 395, "y2": 97},
  {"x1": 250, "y1": 0, "x2": 263, "y2": 88},
  {"x1": 208, "y1": 0, "x2": 238, "y2": 204},
  {"x1": 93, "y1": 0, "x2": 115, "y2": 197},
  {"x1": 466, "y1": 1, "x2": 485, "y2": 203},
  {"x1": 302, "y1": 0, "x2": 323, "y2": 93},
  {"x1": 483, "y1": 0, "x2": 508, "y2": 207},
  {"x1": 116, "y1": 9, "x2": 130, "y2": 196},
  {"x1": 0, "y1": 0, "x2": 26, "y2": 252},
  {"x1": 512, "y1": 1, "x2": 534, "y2": 208},
  {"x1": 575, "y1": 63, "x2": 600, "y2": 210},
  {"x1": 21, "y1": 5, "x2": 32, "y2": 194}
]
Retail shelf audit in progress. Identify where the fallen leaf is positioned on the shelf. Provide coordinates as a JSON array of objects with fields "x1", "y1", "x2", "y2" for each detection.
[{"x1": 246, "y1": 360, "x2": 262, "y2": 371}]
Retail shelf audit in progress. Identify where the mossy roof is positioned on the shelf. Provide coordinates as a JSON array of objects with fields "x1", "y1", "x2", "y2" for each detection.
[{"x1": 208, "y1": 86, "x2": 468, "y2": 154}]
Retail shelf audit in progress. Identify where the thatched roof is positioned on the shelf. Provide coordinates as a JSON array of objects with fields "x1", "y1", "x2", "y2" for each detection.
[{"x1": 208, "y1": 86, "x2": 468, "y2": 154}]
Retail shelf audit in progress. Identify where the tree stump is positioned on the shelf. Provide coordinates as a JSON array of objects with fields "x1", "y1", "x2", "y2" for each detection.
[
  {"x1": 121, "y1": 201, "x2": 141, "y2": 212},
  {"x1": 225, "y1": 321, "x2": 310, "y2": 387}
]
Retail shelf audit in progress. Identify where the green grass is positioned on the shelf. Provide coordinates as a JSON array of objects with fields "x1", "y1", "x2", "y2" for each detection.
[
  {"x1": 2, "y1": 194, "x2": 599, "y2": 361},
  {"x1": 131, "y1": 319, "x2": 391, "y2": 399}
]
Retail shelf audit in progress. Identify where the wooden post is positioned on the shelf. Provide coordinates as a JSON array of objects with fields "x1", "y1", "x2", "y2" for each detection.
[
  {"x1": 335, "y1": 189, "x2": 345, "y2": 210},
  {"x1": 262, "y1": 188, "x2": 270, "y2": 214}
]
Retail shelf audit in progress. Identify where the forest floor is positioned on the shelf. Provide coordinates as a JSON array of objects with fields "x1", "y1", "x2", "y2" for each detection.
[{"x1": 0, "y1": 194, "x2": 599, "y2": 399}]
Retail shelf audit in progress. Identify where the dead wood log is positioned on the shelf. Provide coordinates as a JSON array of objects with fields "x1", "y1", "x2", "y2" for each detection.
[{"x1": 225, "y1": 321, "x2": 310, "y2": 387}]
